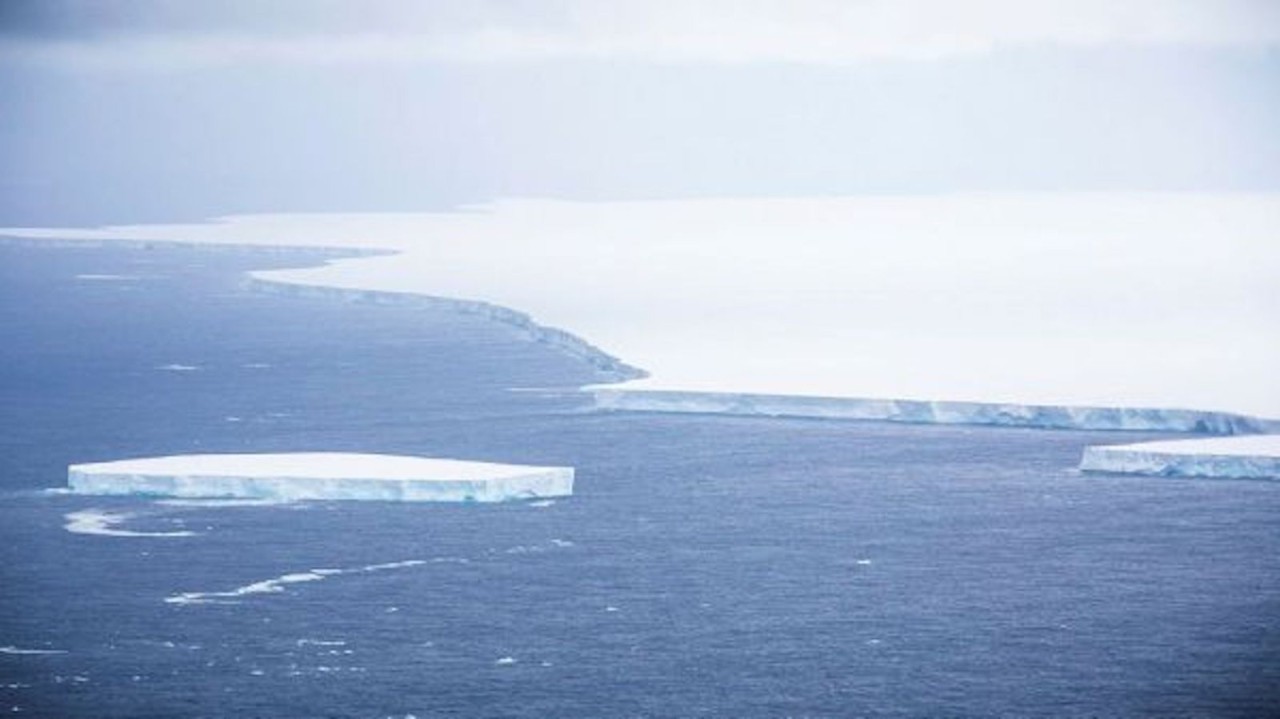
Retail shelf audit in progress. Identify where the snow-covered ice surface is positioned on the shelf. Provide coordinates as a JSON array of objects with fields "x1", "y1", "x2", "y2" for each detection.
[
  {"x1": 5, "y1": 194, "x2": 1278, "y2": 428},
  {"x1": 1080, "y1": 435, "x2": 1280, "y2": 479},
  {"x1": 68, "y1": 453, "x2": 574, "y2": 502}
]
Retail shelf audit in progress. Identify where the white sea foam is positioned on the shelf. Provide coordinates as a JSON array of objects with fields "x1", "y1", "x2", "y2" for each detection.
[
  {"x1": 0, "y1": 647, "x2": 66, "y2": 656},
  {"x1": 154, "y1": 498, "x2": 292, "y2": 508},
  {"x1": 166, "y1": 559, "x2": 428, "y2": 605},
  {"x1": 64, "y1": 509, "x2": 197, "y2": 538},
  {"x1": 156, "y1": 364, "x2": 200, "y2": 372},
  {"x1": 74, "y1": 273, "x2": 140, "y2": 281},
  {"x1": 502, "y1": 539, "x2": 575, "y2": 555}
]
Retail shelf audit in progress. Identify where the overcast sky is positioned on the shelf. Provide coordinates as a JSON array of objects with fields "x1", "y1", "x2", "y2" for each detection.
[{"x1": 2, "y1": 0, "x2": 1278, "y2": 224}]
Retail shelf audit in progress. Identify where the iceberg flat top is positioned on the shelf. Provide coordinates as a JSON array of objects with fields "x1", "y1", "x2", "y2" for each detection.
[
  {"x1": 70, "y1": 452, "x2": 560, "y2": 481},
  {"x1": 68, "y1": 453, "x2": 574, "y2": 502},
  {"x1": 7, "y1": 194, "x2": 1278, "y2": 420}
]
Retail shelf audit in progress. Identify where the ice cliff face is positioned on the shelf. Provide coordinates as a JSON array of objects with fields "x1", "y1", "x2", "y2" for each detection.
[
  {"x1": 245, "y1": 277, "x2": 645, "y2": 383},
  {"x1": 68, "y1": 453, "x2": 575, "y2": 502},
  {"x1": 1079, "y1": 436, "x2": 1280, "y2": 480},
  {"x1": 593, "y1": 389, "x2": 1272, "y2": 434}
]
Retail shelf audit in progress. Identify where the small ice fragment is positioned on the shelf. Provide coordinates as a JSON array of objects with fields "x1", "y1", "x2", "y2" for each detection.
[
  {"x1": 495, "y1": 657, "x2": 516, "y2": 666},
  {"x1": 64, "y1": 509, "x2": 197, "y2": 538},
  {"x1": 0, "y1": 646, "x2": 67, "y2": 655}
]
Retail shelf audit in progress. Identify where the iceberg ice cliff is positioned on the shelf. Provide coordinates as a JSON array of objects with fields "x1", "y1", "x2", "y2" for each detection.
[
  {"x1": 593, "y1": 388, "x2": 1272, "y2": 434},
  {"x1": 68, "y1": 453, "x2": 574, "y2": 502},
  {"x1": 1079, "y1": 436, "x2": 1280, "y2": 479}
]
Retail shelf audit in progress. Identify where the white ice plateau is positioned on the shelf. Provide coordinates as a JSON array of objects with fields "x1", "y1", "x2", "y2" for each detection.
[
  {"x1": 68, "y1": 453, "x2": 574, "y2": 502},
  {"x1": 1080, "y1": 435, "x2": 1280, "y2": 480},
  {"x1": 4, "y1": 194, "x2": 1276, "y2": 433}
]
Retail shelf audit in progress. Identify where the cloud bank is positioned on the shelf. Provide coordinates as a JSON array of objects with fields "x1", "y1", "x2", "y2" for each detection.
[{"x1": 4, "y1": 0, "x2": 1280, "y2": 70}]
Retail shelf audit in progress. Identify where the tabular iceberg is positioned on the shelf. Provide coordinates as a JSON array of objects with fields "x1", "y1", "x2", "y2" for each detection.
[
  {"x1": 1079, "y1": 435, "x2": 1280, "y2": 480},
  {"x1": 68, "y1": 453, "x2": 574, "y2": 502}
]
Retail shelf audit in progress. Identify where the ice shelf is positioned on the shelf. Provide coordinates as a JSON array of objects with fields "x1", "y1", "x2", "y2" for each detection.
[
  {"x1": 593, "y1": 388, "x2": 1272, "y2": 434},
  {"x1": 68, "y1": 453, "x2": 574, "y2": 502},
  {"x1": 6, "y1": 194, "x2": 1278, "y2": 423},
  {"x1": 1079, "y1": 435, "x2": 1280, "y2": 480}
]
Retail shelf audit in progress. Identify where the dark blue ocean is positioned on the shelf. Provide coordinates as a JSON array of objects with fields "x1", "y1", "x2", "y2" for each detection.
[{"x1": 1, "y1": 242, "x2": 1278, "y2": 718}]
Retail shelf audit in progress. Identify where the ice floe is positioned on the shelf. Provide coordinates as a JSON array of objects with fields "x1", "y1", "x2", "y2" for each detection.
[{"x1": 64, "y1": 509, "x2": 197, "y2": 538}]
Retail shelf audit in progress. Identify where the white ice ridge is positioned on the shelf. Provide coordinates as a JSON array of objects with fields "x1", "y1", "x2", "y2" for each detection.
[
  {"x1": 1079, "y1": 435, "x2": 1280, "y2": 479},
  {"x1": 68, "y1": 453, "x2": 574, "y2": 502},
  {"x1": 6, "y1": 194, "x2": 1278, "y2": 427}
]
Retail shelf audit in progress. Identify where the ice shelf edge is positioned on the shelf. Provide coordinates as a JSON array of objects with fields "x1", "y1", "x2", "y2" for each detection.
[
  {"x1": 1079, "y1": 446, "x2": 1280, "y2": 480},
  {"x1": 592, "y1": 388, "x2": 1277, "y2": 434},
  {"x1": 244, "y1": 275, "x2": 646, "y2": 383}
]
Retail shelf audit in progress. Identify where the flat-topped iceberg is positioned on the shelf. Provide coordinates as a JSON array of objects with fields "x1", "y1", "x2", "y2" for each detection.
[
  {"x1": 68, "y1": 453, "x2": 574, "y2": 502},
  {"x1": 1079, "y1": 435, "x2": 1280, "y2": 480}
]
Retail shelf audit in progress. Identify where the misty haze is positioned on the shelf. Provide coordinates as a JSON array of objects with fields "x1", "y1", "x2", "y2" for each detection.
[{"x1": 1, "y1": 2, "x2": 1278, "y2": 717}]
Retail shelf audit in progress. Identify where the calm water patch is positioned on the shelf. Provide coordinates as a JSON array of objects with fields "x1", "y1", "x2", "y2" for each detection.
[{"x1": 1, "y1": 242, "x2": 1278, "y2": 717}]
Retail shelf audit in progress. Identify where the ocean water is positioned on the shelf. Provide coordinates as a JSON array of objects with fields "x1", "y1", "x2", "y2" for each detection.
[{"x1": 1, "y1": 242, "x2": 1278, "y2": 718}]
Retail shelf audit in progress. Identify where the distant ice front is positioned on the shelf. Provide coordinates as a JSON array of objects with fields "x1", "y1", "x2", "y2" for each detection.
[{"x1": 68, "y1": 452, "x2": 574, "y2": 502}]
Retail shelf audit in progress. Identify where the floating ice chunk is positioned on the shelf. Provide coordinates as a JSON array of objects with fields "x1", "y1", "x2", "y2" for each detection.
[
  {"x1": 1079, "y1": 435, "x2": 1280, "y2": 479},
  {"x1": 64, "y1": 509, "x2": 197, "y2": 537},
  {"x1": 155, "y1": 364, "x2": 200, "y2": 372},
  {"x1": 68, "y1": 453, "x2": 574, "y2": 502},
  {"x1": 495, "y1": 657, "x2": 516, "y2": 666}
]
